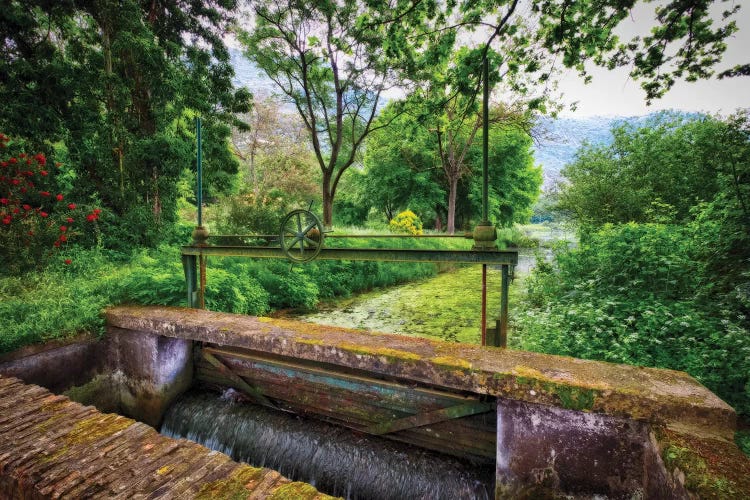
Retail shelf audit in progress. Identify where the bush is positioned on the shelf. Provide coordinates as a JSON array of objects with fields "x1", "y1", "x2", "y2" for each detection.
[
  {"x1": 389, "y1": 210, "x2": 423, "y2": 235},
  {"x1": 516, "y1": 222, "x2": 750, "y2": 417},
  {"x1": 0, "y1": 134, "x2": 102, "y2": 274}
]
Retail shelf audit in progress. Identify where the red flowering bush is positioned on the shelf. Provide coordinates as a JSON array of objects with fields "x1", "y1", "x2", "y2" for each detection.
[{"x1": 0, "y1": 133, "x2": 102, "y2": 273}]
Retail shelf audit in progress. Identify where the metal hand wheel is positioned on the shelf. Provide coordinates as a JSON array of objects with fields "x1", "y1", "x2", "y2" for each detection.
[{"x1": 279, "y1": 209, "x2": 324, "y2": 262}]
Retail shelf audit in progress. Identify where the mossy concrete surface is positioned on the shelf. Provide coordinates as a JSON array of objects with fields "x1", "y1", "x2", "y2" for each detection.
[
  {"x1": 653, "y1": 426, "x2": 750, "y2": 499},
  {"x1": 107, "y1": 305, "x2": 735, "y2": 441},
  {"x1": 0, "y1": 374, "x2": 333, "y2": 499}
]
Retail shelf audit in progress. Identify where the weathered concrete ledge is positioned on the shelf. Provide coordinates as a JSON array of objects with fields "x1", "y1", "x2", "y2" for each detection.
[
  {"x1": 0, "y1": 375, "x2": 331, "y2": 499},
  {"x1": 106, "y1": 305, "x2": 735, "y2": 440}
]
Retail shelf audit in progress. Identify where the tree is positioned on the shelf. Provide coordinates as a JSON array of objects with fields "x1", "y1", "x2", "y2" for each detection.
[
  {"x1": 1, "y1": 0, "x2": 251, "y2": 246},
  {"x1": 557, "y1": 112, "x2": 746, "y2": 225},
  {"x1": 361, "y1": 100, "x2": 540, "y2": 230},
  {"x1": 232, "y1": 96, "x2": 319, "y2": 203},
  {"x1": 238, "y1": 0, "x2": 445, "y2": 226},
  {"x1": 361, "y1": 103, "x2": 444, "y2": 224}
]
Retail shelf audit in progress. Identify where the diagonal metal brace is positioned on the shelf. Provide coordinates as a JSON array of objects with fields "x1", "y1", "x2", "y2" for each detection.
[
  {"x1": 201, "y1": 349, "x2": 277, "y2": 409},
  {"x1": 362, "y1": 401, "x2": 494, "y2": 436}
]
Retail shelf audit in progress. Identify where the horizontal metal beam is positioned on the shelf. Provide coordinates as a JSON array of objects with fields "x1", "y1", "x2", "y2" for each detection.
[
  {"x1": 182, "y1": 245, "x2": 518, "y2": 265},
  {"x1": 363, "y1": 401, "x2": 494, "y2": 435}
]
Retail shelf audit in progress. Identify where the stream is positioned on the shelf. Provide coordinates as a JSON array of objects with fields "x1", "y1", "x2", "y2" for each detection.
[{"x1": 300, "y1": 244, "x2": 557, "y2": 345}]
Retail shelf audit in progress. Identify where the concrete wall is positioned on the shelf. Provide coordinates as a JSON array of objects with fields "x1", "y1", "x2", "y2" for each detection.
[
  {"x1": 0, "y1": 335, "x2": 106, "y2": 394},
  {"x1": 0, "y1": 330, "x2": 193, "y2": 428}
]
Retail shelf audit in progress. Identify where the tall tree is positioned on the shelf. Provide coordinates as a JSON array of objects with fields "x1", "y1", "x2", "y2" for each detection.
[
  {"x1": 1, "y1": 0, "x2": 251, "y2": 245},
  {"x1": 238, "y1": 0, "x2": 446, "y2": 226}
]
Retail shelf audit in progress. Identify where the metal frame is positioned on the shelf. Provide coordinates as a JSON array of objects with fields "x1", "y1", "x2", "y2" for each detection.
[{"x1": 181, "y1": 245, "x2": 514, "y2": 347}]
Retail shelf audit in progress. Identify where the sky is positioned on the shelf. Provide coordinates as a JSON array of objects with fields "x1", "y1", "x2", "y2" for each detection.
[{"x1": 555, "y1": 3, "x2": 750, "y2": 117}]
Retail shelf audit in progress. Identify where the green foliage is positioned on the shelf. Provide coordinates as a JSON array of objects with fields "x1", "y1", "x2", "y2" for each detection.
[
  {"x1": 0, "y1": 0, "x2": 249, "y2": 248},
  {"x1": 557, "y1": 112, "x2": 746, "y2": 225},
  {"x1": 737, "y1": 430, "x2": 750, "y2": 457},
  {"x1": 359, "y1": 101, "x2": 540, "y2": 232},
  {"x1": 0, "y1": 231, "x2": 469, "y2": 353},
  {"x1": 517, "y1": 222, "x2": 750, "y2": 417},
  {"x1": 389, "y1": 210, "x2": 424, "y2": 235}
]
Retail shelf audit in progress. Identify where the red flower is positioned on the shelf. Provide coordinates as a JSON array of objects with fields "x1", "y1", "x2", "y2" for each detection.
[
  {"x1": 12, "y1": 208, "x2": 19, "y2": 214},
  {"x1": 25, "y1": 159, "x2": 31, "y2": 165},
  {"x1": 55, "y1": 194, "x2": 63, "y2": 201},
  {"x1": 22, "y1": 204, "x2": 31, "y2": 211},
  {"x1": 19, "y1": 187, "x2": 26, "y2": 193},
  {"x1": 59, "y1": 235, "x2": 67, "y2": 242},
  {"x1": 0, "y1": 162, "x2": 6, "y2": 167},
  {"x1": 66, "y1": 217, "x2": 74, "y2": 223},
  {"x1": 93, "y1": 208, "x2": 101, "y2": 215},
  {"x1": 39, "y1": 191, "x2": 50, "y2": 197},
  {"x1": 0, "y1": 198, "x2": 7, "y2": 205},
  {"x1": 40, "y1": 170, "x2": 48, "y2": 176},
  {"x1": 11, "y1": 179, "x2": 19, "y2": 185},
  {"x1": 2, "y1": 217, "x2": 11, "y2": 225},
  {"x1": 67, "y1": 203, "x2": 76, "y2": 210},
  {"x1": 60, "y1": 225, "x2": 67, "y2": 232},
  {"x1": 34, "y1": 153, "x2": 46, "y2": 166},
  {"x1": 9, "y1": 158, "x2": 17, "y2": 164},
  {"x1": 86, "y1": 214, "x2": 97, "y2": 222},
  {"x1": 19, "y1": 153, "x2": 26, "y2": 159},
  {"x1": 64, "y1": 259, "x2": 72, "y2": 265},
  {"x1": 40, "y1": 211, "x2": 48, "y2": 218},
  {"x1": 53, "y1": 241, "x2": 60, "y2": 247}
]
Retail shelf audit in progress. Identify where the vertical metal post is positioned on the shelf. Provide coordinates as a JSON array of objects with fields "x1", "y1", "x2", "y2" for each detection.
[
  {"x1": 499, "y1": 264, "x2": 509, "y2": 348},
  {"x1": 481, "y1": 264, "x2": 487, "y2": 346},
  {"x1": 199, "y1": 254, "x2": 207, "y2": 309},
  {"x1": 482, "y1": 57, "x2": 489, "y2": 224},
  {"x1": 182, "y1": 254, "x2": 198, "y2": 308},
  {"x1": 196, "y1": 117, "x2": 203, "y2": 227}
]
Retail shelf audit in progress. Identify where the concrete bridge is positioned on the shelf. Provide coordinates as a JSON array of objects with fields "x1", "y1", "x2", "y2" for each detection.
[{"x1": 1, "y1": 305, "x2": 749, "y2": 498}]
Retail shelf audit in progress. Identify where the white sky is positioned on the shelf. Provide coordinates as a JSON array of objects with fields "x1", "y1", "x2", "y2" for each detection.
[{"x1": 555, "y1": 2, "x2": 750, "y2": 117}]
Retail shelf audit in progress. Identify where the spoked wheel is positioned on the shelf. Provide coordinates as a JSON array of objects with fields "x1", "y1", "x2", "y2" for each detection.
[{"x1": 279, "y1": 209, "x2": 324, "y2": 262}]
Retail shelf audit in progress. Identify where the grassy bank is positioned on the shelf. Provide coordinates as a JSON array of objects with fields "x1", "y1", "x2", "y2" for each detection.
[{"x1": 0, "y1": 229, "x2": 472, "y2": 353}]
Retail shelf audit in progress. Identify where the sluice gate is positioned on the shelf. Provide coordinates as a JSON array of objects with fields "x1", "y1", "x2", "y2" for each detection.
[{"x1": 100, "y1": 305, "x2": 742, "y2": 499}]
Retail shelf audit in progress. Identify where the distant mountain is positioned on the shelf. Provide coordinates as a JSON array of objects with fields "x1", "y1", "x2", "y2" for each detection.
[{"x1": 531, "y1": 116, "x2": 619, "y2": 190}]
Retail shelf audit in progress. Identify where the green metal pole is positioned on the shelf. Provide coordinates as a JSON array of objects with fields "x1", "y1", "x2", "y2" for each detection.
[
  {"x1": 196, "y1": 117, "x2": 203, "y2": 227},
  {"x1": 482, "y1": 56, "x2": 489, "y2": 224},
  {"x1": 182, "y1": 254, "x2": 197, "y2": 308}
]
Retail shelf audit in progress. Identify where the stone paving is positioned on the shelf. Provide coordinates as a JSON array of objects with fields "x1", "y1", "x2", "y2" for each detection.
[{"x1": 0, "y1": 375, "x2": 331, "y2": 499}]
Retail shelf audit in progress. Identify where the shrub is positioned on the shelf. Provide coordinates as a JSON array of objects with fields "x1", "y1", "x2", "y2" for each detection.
[
  {"x1": 516, "y1": 222, "x2": 750, "y2": 417},
  {"x1": 389, "y1": 210, "x2": 423, "y2": 235},
  {"x1": 0, "y1": 133, "x2": 102, "y2": 274}
]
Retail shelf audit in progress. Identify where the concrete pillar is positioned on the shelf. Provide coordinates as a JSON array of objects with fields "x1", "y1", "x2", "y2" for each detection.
[
  {"x1": 108, "y1": 327, "x2": 193, "y2": 428},
  {"x1": 496, "y1": 399, "x2": 650, "y2": 498}
]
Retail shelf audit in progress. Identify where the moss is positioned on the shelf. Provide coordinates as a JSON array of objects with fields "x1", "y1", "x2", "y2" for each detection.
[
  {"x1": 63, "y1": 414, "x2": 133, "y2": 445},
  {"x1": 157, "y1": 465, "x2": 173, "y2": 475},
  {"x1": 267, "y1": 481, "x2": 322, "y2": 499},
  {"x1": 554, "y1": 385, "x2": 596, "y2": 411},
  {"x1": 430, "y1": 356, "x2": 472, "y2": 370},
  {"x1": 336, "y1": 342, "x2": 421, "y2": 362},
  {"x1": 657, "y1": 427, "x2": 750, "y2": 499},
  {"x1": 195, "y1": 478, "x2": 250, "y2": 500},
  {"x1": 297, "y1": 338, "x2": 326, "y2": 346}
]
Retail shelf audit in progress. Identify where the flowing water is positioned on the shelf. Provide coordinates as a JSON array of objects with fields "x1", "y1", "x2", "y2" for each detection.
[{"x1": 161, "y1": 390, "x2": 494, "y2": 500}]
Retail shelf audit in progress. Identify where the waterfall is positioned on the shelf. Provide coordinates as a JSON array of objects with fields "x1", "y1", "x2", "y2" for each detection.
[{"x1": 161, "y1": 390, "x2": 493, "y2": 500}]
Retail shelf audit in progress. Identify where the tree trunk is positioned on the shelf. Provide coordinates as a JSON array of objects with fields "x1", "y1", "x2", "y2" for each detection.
[
  {"x1": 435, "y1": 212, "x2": 443, "y2": 232},
  {"x1": 322, "y1": 172, "x2": 333, "y2": 227},
  {"x1": 446, "y1": 176, "x2": 458, "y2": 234}
]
